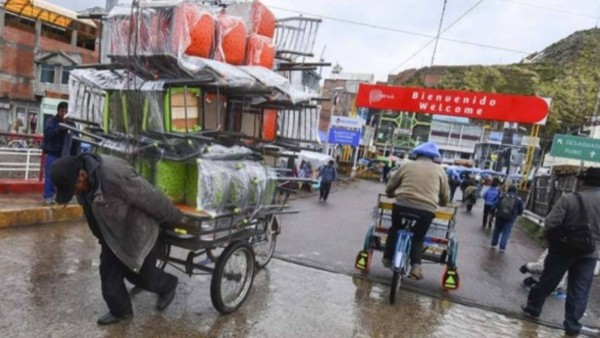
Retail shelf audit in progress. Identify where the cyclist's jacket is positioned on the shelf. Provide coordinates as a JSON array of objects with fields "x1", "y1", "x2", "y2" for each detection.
[{"x1": 385, "y1": 157, "x2": 449, "y2": 213}]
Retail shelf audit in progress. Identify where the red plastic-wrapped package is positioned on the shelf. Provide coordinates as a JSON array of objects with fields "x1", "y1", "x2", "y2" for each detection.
[
  {"x1": 251, "y1": 1, "x2": 276, "y2": 38},
  {"x1": 172, "y1": 2, "x2": 215, "y2": 58},
  {"x1": 245, "y1": 34, "x2": 275, "y2": 69},
  {"x1": 215, "y1": 13, "x2": 247, "y2": 65}
]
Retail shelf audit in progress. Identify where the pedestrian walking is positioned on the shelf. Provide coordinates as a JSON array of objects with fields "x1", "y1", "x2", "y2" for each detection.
[
  {"x1": 317, "y1": 160, "x2": 337, "y2": 202},
  {"x1": 41, "y1": 101, "x2": 76, "y2": 204},
  {"x1": 522, "y1": 167, "x2": 600, "y2": 336},
  {"x1": 490, "y1": 185, "x2": 523, "y2": 252},
  {"x1": 482, "y1": 180, "x2": 501, "y2": 228},
  {"x1": 462, "y1": 180, "x2": 478, "y2": 212},
  {"x1": 50, "y1": 153, "x2": 186, "y2": 325}
]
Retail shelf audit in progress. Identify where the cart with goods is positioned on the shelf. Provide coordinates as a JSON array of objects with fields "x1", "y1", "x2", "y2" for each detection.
[
  {"x1": 65, "y1": 0, "x2": 325, "y2": 314},
  {"x1": 355, "y1": 194, "x2": 460, "y2": 302}
]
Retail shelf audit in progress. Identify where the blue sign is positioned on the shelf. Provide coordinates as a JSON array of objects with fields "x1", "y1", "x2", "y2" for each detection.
[{"x1": 328, "y1": 127, "x2": 361, "y2": 147}]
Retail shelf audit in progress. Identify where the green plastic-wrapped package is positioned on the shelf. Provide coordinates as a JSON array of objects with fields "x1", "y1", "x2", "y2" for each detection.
[
  {"x1": 155, "y1": 160, "x2": 186, "y2": 203},
  {"x1": 185, "y1": 162, "x2": 198, "y2": 207}
]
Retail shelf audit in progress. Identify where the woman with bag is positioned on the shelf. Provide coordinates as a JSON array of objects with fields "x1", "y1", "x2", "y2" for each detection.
[{"x1": 522, "y1": 167, "x2": 600, "y2": 337}]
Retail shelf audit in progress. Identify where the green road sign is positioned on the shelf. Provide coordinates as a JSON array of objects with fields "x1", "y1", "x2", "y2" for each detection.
[{"x1": 550, "y1": 134, "x2": 600, "y2": 162}]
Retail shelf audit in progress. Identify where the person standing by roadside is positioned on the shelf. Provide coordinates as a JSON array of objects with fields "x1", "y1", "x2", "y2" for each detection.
[
  {"x1": 482, "y1": 180, "x2": 501, "y2": 228},
  {"x1": 41, "y1": 101, "x2": 69, "y2": 204},
  {"x1": 491, "y1": 185, "x2": 523, "y2": 252},
  {"x1": 51, "y1": 153, "x2": 185, "y2": 325},
  {"x1": 318, "y1": 160, "x2": 337, "y2": 202},
  {"x1": 522, "y1": 168, "x2": 600, "y2": 336}
]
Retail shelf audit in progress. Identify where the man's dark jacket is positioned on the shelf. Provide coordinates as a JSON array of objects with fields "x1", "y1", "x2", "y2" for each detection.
[{"x1": 78, "y1": 154, "x2": 183, "y2": 272}]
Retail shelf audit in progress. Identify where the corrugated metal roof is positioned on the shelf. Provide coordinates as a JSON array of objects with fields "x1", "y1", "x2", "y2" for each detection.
[{"x1": 3, "y1": 0, "x2": 96, "y2": 28}]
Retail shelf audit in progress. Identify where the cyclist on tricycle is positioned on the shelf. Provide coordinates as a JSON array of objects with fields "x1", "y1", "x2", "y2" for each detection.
[{"x1": 382, "y1": 142, "x2": 450, "y2": 280}]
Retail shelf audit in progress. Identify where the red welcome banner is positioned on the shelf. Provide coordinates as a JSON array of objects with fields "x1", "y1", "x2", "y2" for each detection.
[{"x1": 356, "y1": 84, "x2": 550, "y2": 125}]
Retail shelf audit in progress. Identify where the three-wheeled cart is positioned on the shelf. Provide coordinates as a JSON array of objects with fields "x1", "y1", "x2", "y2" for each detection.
[{"x1": 355, "y1": 194, "x2": 460, "y2": 291}]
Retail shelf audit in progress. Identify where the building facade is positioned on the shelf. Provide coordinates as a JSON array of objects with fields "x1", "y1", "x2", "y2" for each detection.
[
  {"x1": 428, "y1": 116, "x2": 483, "y2": 164},
  {"x1": 0, "y1": 0, "x2": 99, "y2": 134}
]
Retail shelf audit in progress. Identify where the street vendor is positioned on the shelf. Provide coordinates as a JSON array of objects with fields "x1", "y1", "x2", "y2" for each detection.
[
  {"x1": 383, "y1": 142, "x2": 449, "y2": 280},
  {"x1": 51, "y1": 153, "x2": 185, "y2": 325}
]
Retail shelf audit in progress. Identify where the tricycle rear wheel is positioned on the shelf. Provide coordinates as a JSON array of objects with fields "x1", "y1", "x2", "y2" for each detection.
[{"x1": 210, "y1": 241, "x2": 256, "y2": 314}]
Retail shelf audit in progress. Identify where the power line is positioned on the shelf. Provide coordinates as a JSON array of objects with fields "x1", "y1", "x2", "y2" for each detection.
[
  {"x1": 497, "y1": 0, "x2": 597, "y2": 19},
  {"x1": 389, "y1": 0, "x2": 487, "y2": 73},
  {"x1": 430, "y1": 0, "x2": 448, "y2": 67},
  {"x1": 268, "y1": 5, "x2": 530, "y2": 55}
]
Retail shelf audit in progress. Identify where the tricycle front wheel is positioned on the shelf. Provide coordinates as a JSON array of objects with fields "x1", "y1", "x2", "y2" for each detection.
[{"x1": 210, "y1": 241, "x2": 256, "y2": 314}]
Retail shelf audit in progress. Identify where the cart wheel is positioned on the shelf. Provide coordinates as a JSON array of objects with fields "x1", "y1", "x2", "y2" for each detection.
[
  {"x1": 448, "y1": 239, "x2": 458, "y2": 269},
  {"x1": 210, "y1": 241, "x2": 256, "y2": 314},
  {"x1": 390, "y1": 270, "x2": 403, "y2": 304},
  {"x1": 252, "y1": 216, "x2": 278, "y2": 269}
]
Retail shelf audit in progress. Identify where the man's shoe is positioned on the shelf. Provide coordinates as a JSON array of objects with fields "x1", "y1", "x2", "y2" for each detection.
[
  {"x1": 97, "y1": 312, "x2": 132, "y2": 325},
  {"x1": 157, "y1": 281, "x2": 178, "y2": 311},
  {"x1": 382, "y1": 258, "x2": 392, "y2": 268},
  {"x1": 521, "y1": 305, "x2": 540, "y2": 318},
  {"x1": 408, "y1": 264, "x2": 424, "y2": 280},
  {"x1": 43, "y1": 198, "x2": 55, "y2": 205},
  {"x1": 519, "y1": 264, "x2": 529, "y2": 274},
  {"x1": 565, "y1": 330, "x2": 580, "y2": 337}
]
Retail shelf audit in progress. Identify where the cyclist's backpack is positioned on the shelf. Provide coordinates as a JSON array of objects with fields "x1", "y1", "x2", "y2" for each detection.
[{"x1": 496, "y1": 194, "x2": 518, "y2": 219}]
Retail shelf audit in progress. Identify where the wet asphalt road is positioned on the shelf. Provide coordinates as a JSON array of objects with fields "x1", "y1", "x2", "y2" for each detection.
[
  {"x1": 276, "y1": 180, "x2": 600, "y2": 330},
  {"x1": 0, "y1": 219, "x2": 570, "y2": 337}
]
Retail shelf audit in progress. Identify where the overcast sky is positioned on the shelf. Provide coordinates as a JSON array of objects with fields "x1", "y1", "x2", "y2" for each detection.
[{"x1": 53, "y1": 0, "x2": 600, "y2": 81}]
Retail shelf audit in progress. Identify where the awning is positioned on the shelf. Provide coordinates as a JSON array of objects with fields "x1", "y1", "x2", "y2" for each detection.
[{"x1": 3, "y1": 0, "x2": 96, "y2": 29}]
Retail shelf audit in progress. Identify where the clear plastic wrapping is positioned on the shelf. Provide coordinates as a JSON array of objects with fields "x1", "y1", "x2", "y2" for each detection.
[
  {"x1": 195, "y1": 159, "x2": 277, "y2": 213},
  {"x1": 240, "y1": 66, "x2": 312, "y2": 104},
  {"x1": 246, "y1": 34, "x2": 275, "y2": 69},
  {"x1": 214, "y1": 12, "x2": 248, "y2": 65}
]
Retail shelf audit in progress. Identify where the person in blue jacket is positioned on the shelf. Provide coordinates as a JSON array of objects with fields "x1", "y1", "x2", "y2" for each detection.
[
  {"x1": 42, "y1": 101, "x2": 69, "y2": 204},
  {"x1": 482, "y1": 179, "x2": 501, "y2": 228},
  {"x1": 491, "y1": 185, "x2": 524, "y2": 252},
  {"x1": 317, "y1": 160, "x2": 337, "y2": 202}
]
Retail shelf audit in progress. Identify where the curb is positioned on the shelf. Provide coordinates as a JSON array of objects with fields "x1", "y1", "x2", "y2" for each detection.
[{"x1": 0, "y1": 204, "x2": 83, "y2": 229}]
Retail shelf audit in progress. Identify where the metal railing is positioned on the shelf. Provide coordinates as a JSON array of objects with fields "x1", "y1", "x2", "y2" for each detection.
[{"x1": 0, "y1": 147, "x2": 43, "y2": 180}]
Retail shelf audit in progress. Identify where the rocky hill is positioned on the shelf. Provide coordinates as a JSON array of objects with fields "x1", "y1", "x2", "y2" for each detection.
[{"x1": 391, "y1": 28, "x2": 600, "y2": 142}]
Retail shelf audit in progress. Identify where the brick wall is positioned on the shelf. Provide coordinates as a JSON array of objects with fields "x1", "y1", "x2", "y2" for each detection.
[{"x1": 0, "y1": 25, "x2": 98, "y2": 101}]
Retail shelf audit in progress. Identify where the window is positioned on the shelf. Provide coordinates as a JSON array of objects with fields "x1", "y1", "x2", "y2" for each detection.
[
  {"x1": 40, "y1": 64, "x2": 55, "y2": 83},
  {"x1": 61, "y1": 66, "x2": 74, "y2": 85}
]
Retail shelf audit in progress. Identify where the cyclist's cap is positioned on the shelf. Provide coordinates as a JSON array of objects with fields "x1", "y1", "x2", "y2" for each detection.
[
  {"x1": 411, "y1": 142, "x2": 441, "y2": 159},
  {"x1": 51, "y1": 156, "x2": 83, "y2": 204}
]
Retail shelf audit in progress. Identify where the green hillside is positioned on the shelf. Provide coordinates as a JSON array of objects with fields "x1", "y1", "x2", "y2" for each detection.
[{"x1": 395, "y1": 28, "x2": 600, "y2": 142}]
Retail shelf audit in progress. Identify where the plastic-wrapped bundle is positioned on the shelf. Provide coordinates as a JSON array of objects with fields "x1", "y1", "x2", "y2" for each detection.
[
  {"x1": 263, "y1": 166, "x2": 278, "y2": 205},
  {"x1": 245, "y1": 34, "x2": 275, "y2": 69},
  {"x1": 251, "y1": 0, "x2": 276, "y2": 38},
  {"x1": 229, "y1": 162, "x2": 251, "y2": 207},
  {"x1": 172, "y1": 2, "x2": 215, "y2": 58},
  {"x1": 197, "y1": 159, "x2": 233, "y2": 212},
  {"x1": 185, "y1": 162, "x2": 198, "y2": 207},
  {"x1": 202, "y1": 144, "x2": 253, "y2": 159},
  {"x1": 215, "y1": 12, "x2": 247, "y2": 65},
  {"x1": 155, "y1": 160, "x2": 187, "y2": 203}
]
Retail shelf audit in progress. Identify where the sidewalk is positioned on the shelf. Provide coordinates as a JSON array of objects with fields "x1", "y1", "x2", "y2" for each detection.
[{"x1": 0, "y1": 193, "x2": 82, "y2": 228}]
